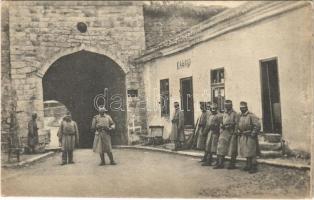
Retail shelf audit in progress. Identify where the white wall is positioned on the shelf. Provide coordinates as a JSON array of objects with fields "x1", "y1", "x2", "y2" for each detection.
[{"x1": 143, "y1": 5, "x2": 312, "y2": 153}]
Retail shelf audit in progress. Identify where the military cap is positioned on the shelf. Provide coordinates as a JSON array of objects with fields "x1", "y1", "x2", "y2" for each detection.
[
  {"x1": 98, "y1": 106, "x2": 107, "y2": 112},
  {"x1": 199, "y1": 101, "x2": 206, "y2": 105},
  {"x1": 240, "y1": 101, "x2": 248, "y2": 107},
  {"x1": 224, "y1": 100, "x2": 232, "y2": 105},
  {"x1": 65, "y1": 111, "x2": 71, "y2": 117}
]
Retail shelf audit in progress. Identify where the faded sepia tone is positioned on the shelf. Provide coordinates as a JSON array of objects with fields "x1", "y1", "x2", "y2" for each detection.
[{"x1": 1, "y1": 0, "x2": 313, "y2": 198}]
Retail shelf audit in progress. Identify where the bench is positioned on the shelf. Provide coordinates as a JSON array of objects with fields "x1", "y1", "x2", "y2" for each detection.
[{"x1": 141, "y1": 126, "x2": 164, "y2": 145}]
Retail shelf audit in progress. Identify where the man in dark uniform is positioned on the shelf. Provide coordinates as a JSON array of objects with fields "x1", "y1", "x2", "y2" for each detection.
[
  {"x1": 91, "y1": 107, "x2": 116, "y2": 166},
  {"x1": 170, "y1": 102, "x2": 185, "y2": 151},
  {"x1": 196, "y1": 102, "x2": 209, "y2": 160},
  {"x1": 57, "y1": 112, "x2": 79, "y2": 165},
  {"x1": 28, "y1": 113, "x2": 39, "y2": 154},
  {"x1": 214, "y1": 100, "x2": 238, "y2": 169},
  {"x1": 237, "y1": 101, "x2": 261, "y2": 173},
  {"x1": 202, "y1": 103, "x2": 221, "y2": 166}
]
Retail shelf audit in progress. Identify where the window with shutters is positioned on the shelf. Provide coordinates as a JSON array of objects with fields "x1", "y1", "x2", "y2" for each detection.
[{"x1": 211, "y1": 68, "x2": 225, "y2": 112}]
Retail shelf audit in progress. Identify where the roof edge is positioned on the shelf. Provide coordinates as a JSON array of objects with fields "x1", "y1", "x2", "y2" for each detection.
[{"x1": 134, "y1": 1, "x2": 311, "y2": 64}]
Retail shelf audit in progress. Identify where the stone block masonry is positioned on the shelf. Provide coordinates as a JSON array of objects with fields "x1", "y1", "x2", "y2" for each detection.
[{"x1": 3, "y1": 1, "x2": 147, "y2": 145}]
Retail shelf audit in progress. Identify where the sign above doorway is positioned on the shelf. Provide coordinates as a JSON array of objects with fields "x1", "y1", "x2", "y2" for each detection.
[{"x1": 177, "y1": 58, "x2": 191, "y2": 70}]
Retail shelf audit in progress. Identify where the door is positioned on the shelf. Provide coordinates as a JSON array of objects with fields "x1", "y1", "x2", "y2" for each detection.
[
  {"x1": 180, "y1": 77, "x2": 194, "y2": 128},
  {"x1": 260, "y1": 58, "x2": 282, "y2": 134}
]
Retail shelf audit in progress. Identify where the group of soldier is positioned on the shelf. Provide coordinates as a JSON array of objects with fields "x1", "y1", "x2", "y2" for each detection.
[
  {"x1": 28, "y1": 99, "x2": 260, "y2": 172},
  {"x1": 28, "y1": 107, "x2": 117, "y2": 166},
  {"x1": 170, "y1": 100, "x2": 261, "y2": 174}
]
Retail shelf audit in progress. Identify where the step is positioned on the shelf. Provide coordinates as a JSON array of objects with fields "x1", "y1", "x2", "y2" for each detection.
[
  {"x1": 259, "y1": 141, "x2": 281, "y2": 151},
  {"x1": 260, "y1": 150, "x2": 282, "y2": 158},
  {"x1": 184, "y1": 129, "x2": 194, "y2": 136},
  {"x1": 259, "y1": 133, "x2": 281, "y2": 143}
]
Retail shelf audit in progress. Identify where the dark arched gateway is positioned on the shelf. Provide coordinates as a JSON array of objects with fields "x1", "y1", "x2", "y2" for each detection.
[{"x1": 43, "y1": 50, "x2": 127, "y2": 148}]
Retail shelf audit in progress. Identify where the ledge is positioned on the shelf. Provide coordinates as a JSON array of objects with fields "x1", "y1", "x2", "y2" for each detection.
[{"x1": 114, "y1": 145, "x2": 310, "y2": 170}]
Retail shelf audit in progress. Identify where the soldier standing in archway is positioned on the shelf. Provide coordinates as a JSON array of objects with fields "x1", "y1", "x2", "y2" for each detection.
[
  {"x1": 91, "y1": 107, "x2": 116, "y2": 166},
  {"x1": 57, "y1": 112, "x2": 79, "y2": 165}
]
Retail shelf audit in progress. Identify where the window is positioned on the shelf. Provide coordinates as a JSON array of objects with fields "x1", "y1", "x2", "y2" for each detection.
[
  {"x1": 160, "y1": 79, "x2": 170, "y2": 117},
  {"x1": 211, "y1": 68, "x2": 225, "y2": 112}
]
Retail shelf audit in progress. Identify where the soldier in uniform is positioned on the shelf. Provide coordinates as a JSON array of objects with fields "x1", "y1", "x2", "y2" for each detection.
[
  {"x1": 57, "y1": 112, "x2": 79, "y2": 165},
  {"x1": 170, "y1": 102, "x2": 185, "y2": 151},
  {"x1": 202, "y1": 103, "x2": 221, "y2": 166},
  {"x1": 214, "y1": 100, "x2": 238, "y2": 169},
  {"x1": 237, "y1": 101, "x2": 261, "y2": 173},
  {"x1": 28, "y1": 113, "x2": 39, "y2": 154},
  {"x1": 91, "y1": 107, "x2": 116, "y2": 165},
  {"x1": 196, "y1": 102, "x2": 209, "y2": 154}
]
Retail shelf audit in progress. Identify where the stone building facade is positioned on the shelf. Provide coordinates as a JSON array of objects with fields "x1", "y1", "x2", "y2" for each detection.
[
  {"x1": 136, "y1": 1, "x2": 313, "y2": 155},
  {"x1": 1, "y1": 1, "x2": 224, "y2": 148},
  {"x1": 2, "y1": 1, "x2": 147, "y2": 146}
]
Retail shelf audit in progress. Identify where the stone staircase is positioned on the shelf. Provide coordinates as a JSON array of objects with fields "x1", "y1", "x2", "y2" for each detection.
[
  {"x1": 184, "y1": 128, "x2": 194, "y2": 139},
  {"x1": 258, "y1": 133, "x2": 283, "y2": 158}
]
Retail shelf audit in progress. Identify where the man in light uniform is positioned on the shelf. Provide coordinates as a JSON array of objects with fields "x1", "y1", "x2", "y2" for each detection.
[
  {"x1": 170, "y1": 102, "x2": 185, "y2": 151},
  {"x1": 214, "y1": 100, "x2": 238, "y2": 169},
  {"x1": 237, "y1": 101, "x2": 261, "y2": 173},
  {"x1": 202, "y1": 103, "x2": 221, "y2": 166},
  {"x1": 57, "y1": 112, "x2": 79, "y2": 165},
  {"x1": 91, "y1": 107, "x2": 116, "y2": 165}
]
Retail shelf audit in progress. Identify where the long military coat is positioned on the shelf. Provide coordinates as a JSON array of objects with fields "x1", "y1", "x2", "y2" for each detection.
[
  {"x1": 217, "y1": 109, "x2": 238, "y2": 156},
  {"x1": 57, "y1": 119, "x2": 79, "y2": 152},
  {"x1": 205, "y1": 112, "x2": 221, "y2": 153},
  {"x1": 170, "y1": 109, "x2": 185, "y2": 142},
  {"x1": 91, "y1": 114, "x2": 115, "y2": 153},
  {"x1": 196, "y1": 111, "x2": 210, "y2": 150},
  {"x1": 28, "y1": 119, "x2": 39, "y2": 147},
  {"x1": 237, "y1": 111, "x2": 261, "y2": 158}
]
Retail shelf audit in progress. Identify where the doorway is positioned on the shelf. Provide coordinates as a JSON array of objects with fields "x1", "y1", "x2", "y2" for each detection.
[
  {"x1": 260, "y1": 58, "x2": 282, "y2": 134},
  {"x1": 180, "y1": 77, "x2": 194, "y2": 128}
]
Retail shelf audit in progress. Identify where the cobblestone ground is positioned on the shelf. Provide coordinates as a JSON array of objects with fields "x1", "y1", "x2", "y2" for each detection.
[{"x1": 1, "y1": 149, "x2": 310, "y2": 198}]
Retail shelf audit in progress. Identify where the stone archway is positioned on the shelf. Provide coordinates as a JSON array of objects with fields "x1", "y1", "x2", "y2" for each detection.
[{"x1": 42, "y1": 50, "x2": 128, "y2": 148}]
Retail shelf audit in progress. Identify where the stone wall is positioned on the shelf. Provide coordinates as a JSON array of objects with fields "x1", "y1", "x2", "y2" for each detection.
[
  {"x1": 143, "y1": 3, "x2": 226, "y2": 49},
  {"x1": 1, "y1": 3, "x2": 19, "y2": 151},
  {"x1": 6, "y1": 1, "x2": 147, "y2": 145}
]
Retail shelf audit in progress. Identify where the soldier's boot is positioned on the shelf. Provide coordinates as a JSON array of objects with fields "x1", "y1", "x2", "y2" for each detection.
[
  {"x1": 108, "y1": 152, "x2": 117, "y2": 165},
  {"x1": 214, "y1": 155, "x2": 219, "y2": 167},
  {"x1": 249, "y1": 157, "x2": 258, "y2": 174},
  {"x1": 31, "y1": 147, "x2": 36, "y2": 154},
  {"x1": 227, "y1": 156, "x2": 237, "y2": 170},
  {"x1": 199, "y1": 151, "x2": 208, "y2": 163},
  {"x1": 213, "y1": 155, "x2": 224, "y2": 169},
  {"x1": 202, "y1": 153, "x2": 212, "y2": 166},
  {"x1": 99, "y1": 153, "x2": 105, "y2": 166},
  {"x1": 220, "y1": 156, "x2": 225, "y2": 168},
  {"x1": 173, "y1": 142, "x2": 179, "y2": 151},
  {"x1": 243, "y1": 158, "x2": 250, "y2": 171},
  {"x1": 61, "y1": 151, "x2": 67, "y2": 165},
  {"x1": 68, "y1": 151, "x2": 74, "y2": 164}
]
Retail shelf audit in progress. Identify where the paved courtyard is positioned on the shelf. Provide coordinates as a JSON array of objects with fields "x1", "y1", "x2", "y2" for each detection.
[{"x1": 1, "y1": 149, "x2": 310, "y2": 198}]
